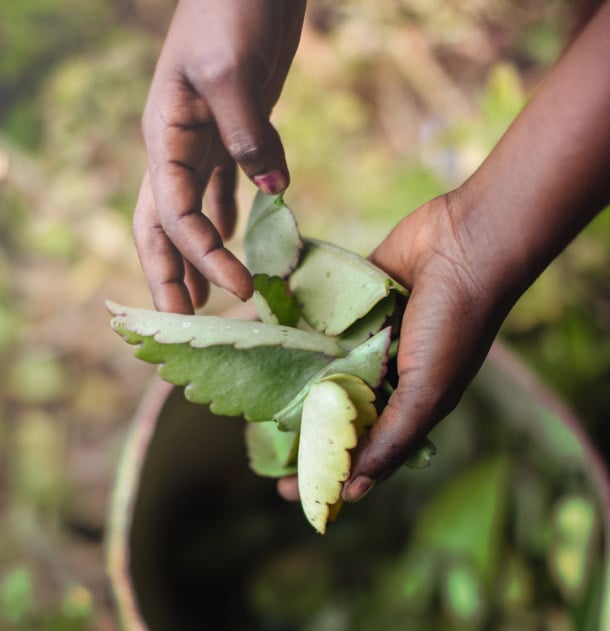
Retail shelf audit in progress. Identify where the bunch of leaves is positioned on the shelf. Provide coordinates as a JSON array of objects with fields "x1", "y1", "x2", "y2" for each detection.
[{"x1": 109, "y1": 192, "x2": 434, "y2": 533}]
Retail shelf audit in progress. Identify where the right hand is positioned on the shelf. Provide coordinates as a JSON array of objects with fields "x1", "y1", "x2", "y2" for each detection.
[
  {"x1": 133, "y1": 0, "x2": 307, "y2": 314},
  {"x1": 278, "y1": 192, "x2": 517, "y2": 503}
]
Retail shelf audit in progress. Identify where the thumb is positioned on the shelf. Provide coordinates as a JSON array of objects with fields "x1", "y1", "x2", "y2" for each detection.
[
  {"x1": 342, "y1": 361, "x2": 444, "y2": 504},
  {"x1": 342, "y1": 267, "x2": 497, "y2": 503}
]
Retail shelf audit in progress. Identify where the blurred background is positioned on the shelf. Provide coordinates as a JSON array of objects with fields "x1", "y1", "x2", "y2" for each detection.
[{"x1": 0, "y1": 0, "x2": 608, "y2": 629}]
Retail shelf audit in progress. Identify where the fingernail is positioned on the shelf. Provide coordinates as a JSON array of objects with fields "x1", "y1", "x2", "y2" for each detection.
[
  {"x1": 343, "y1": 476, "x2": 375, "y2": 503},
  {"x1": 253, "y1": 170, "x2": 287, "y2": 195}
]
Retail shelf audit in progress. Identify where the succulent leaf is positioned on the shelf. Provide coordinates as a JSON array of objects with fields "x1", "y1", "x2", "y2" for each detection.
[
  {"x1": 108, "y1": 302, "x2": 343, "y2": 421},
  {"x1": 289, "y1": 239, "x2": 407, "y2": 336},
  {"x1": 245, "y1": 422, "x2": 298, "y2": 478},
  {"x1": 244, "y1": 192, "x2": 302, "y2": 277},
  {"x1": 298, "y1": 380, "x2": 360, "y2": 534}
]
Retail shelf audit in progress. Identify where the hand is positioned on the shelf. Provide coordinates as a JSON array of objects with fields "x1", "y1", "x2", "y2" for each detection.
[
  {"x1": 134, "y1": 0, "x2": 307, "y2": 314},
  {"x1": 342, "y1": 193, "x2": 515, "y2": 501},
  {"x1": 277, "y1": 193, "x2": 516, "y2": 504},
  {"x1": 282, "y1": 1, "x2": 610, "y2": 504}
]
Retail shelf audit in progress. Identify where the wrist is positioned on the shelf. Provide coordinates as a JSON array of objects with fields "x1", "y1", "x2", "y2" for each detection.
[{"x1": 441, "y1": 185, "x2": 536, "y2": 315}]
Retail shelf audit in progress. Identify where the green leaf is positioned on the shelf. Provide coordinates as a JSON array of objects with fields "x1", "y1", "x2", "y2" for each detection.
[
  {"x1": 414, "y1": 456, "x2": 509, "y2": 585},
  {"x1": 0, "y1": 568, "x2": 33, "y2": 624},
  {"x1": 298, "y1": 380, "x2": 360, "y2": 534},
  {"x1": 289, "y1": 239, "x2": 407, "y2": 336},
  {"x1": 108, "y1": 302, "x2": 343, "y2": 421},
  {"x1": 403, "y1": 437, "x2": 437, "y2": 469},
  {"x1": 338, "y1": 293, "x2": 397, "y2": 349},
  {"x1": 548, "y1": 494, "x2": 597, "y2": 601},
  {"x1": 252, "y1": 274, "x2": 301, "y2": 327},
  {"x1": 274, "y1": 327, "x2": 391, "y2": 431},
  {"x1": 107, "y1": 301, "x2": 342, "y2": 355},
  {"x1": 442, "y1": 562, "x2": 485, "y2": 624},
  {"x1": 245, "y1": 421, "x2": 298, "y2": 478},
  {"x1": 323, "y1": 326, "x2": 392, "y2": 389},
  {"x1": 324, "y1": 374, "x2": 377, "y2": 435},
  {"x1": 244, "y1": 191, "x2": 302, "y2": 277}
]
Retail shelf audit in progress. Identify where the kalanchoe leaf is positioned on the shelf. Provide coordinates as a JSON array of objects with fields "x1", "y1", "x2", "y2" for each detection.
[
  {"x1": 252, "y1": 292, "x2": 279, "y2": 326},
  {"x1": 274, "y1": 327, "x2": 391, "y2": 432},
  {"x1": 404, "y1": 438, "x2": 437, "y2": 469},
  {"x1": 338, "y1": 293, "x2": 396, "y2": 350},
  {"x1": 252, "y1": 274, "x2": 301, "y2": 327},
  {"x1": 324, "y1": 374, "x2": 377, "y2": 436},
  {"x1": 108, "y1": 302, "x2": 343, "y2": 421},
  {"x1": 107, "y1": 301, "x2": 342, "y2": 355},
  {"x1": 289, "y1": 239, "x2": 407, "y2": 336},
  {"x1": 323, "y1": 326, "x2": 392, "y2": 390},
  {"x1": 245, "y1": 422, "x2": 298, "y2": 478},
  {"x1": 244, "y1": 192, "x2": 302, "y2": 277},
  {"x1": 298, "y1": 379, "x2": 360, "y2": 534}
]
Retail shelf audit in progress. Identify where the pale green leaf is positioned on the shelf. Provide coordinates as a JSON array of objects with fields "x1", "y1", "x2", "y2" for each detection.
[
  {"x1": 108, "y1": 302, "x2": 343, "y2": 422},
  {"x1": 252, "y1": 291, "x2": 279, "y2": 325},
  {"x1": 323, "y1": 326, "x2": 392, "y2": 389},
  {"x1": 245, "y1": 422, "x2": 298, "y2": 478},
  {"x1": 298, "y1": 380, "x2": 359, "y2": 534},
  {"x1": 289, "y1": 239, "x2": 407, "y2": 336},
  {"x1": 274, "y1": 327, "x2": 391, "y2": 432},
  {"x1": 338, "y1": 293, "x2": 397, "y2": 349},
  {"x1": 244, "y1": 191, "x2": 302, "y2": 277},
  {"x1": 107, "y1": 301, "x2": 341, "y2": 355},
  {"x1": 324, "y1": 374, "x2": 377, "y2": 435}
]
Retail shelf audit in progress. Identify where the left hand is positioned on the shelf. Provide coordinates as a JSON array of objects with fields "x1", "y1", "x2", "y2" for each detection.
[{"x1": 133, "y1": 0, "x2": 307, "y2": 314}]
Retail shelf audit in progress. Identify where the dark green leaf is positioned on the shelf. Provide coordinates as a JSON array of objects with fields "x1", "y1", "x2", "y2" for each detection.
[{"x1": 253, "y1": 274, "x2": 301, "y2": 328}]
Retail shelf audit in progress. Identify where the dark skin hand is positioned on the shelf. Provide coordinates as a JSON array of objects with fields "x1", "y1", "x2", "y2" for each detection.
[
  {"x1": 278, "y1": 0, "x2": 610, "y2": 503},
  {"x1": 133, "y1": 0, "x2": 306, "y2": 314}
]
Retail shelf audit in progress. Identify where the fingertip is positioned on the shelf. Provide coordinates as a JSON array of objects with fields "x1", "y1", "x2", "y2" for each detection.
[
  {"x1": 277, "y1": 475, "x2": 300, "y2": 502},
  {"x1": 343, "y1": 384, "x2": 429, "y2": 500},
  {"x1": 235, "y1": 272, "x2": 255, "y2": 302},
  {"x1": 253, "y1": 169, "x2": 289, "y2": 196},
  {"x1": 200, "y1": 247, "x2": 254, "y2": 301},
  {"x1": 342, "y1": 475, "x2": 375, "y2": 503}
]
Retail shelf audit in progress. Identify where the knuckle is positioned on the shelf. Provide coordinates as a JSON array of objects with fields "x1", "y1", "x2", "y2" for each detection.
[
  {"x1": 162, "y1": 206, "x2": 199, "y2": 231},
  {"x1": 226, "y1": 131, "x2": 266, "y2": 167},
  {"x1": 190, "y1": 52, "x2": 246, "y2": 92}
]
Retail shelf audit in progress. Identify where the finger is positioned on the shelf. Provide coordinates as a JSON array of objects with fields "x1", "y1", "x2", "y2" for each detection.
[
  {"x1": 184, "y1": 259, "x2": 209, "y2": 309},
  {"x1": 187, "y1": 67, "x2": 289, "y2": 196},
  {"x1": 133, "y1": 172, "x2": 195, "y2": 314},
  {"x1": 342, "y1": 380, "x2": 432, "y2": 504},
  {"x1": 277, "y1": 475, "x2": 300, "y2": 502},
  {"x1": 205, "y1": 160, "x2": 238, "y2": 240},
  {"x1": 342, "y1": 277, "x2": 494, "y2": 503},
  {"x1": 145, "y1": 122, "x2": 254, "y2": 301}
]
